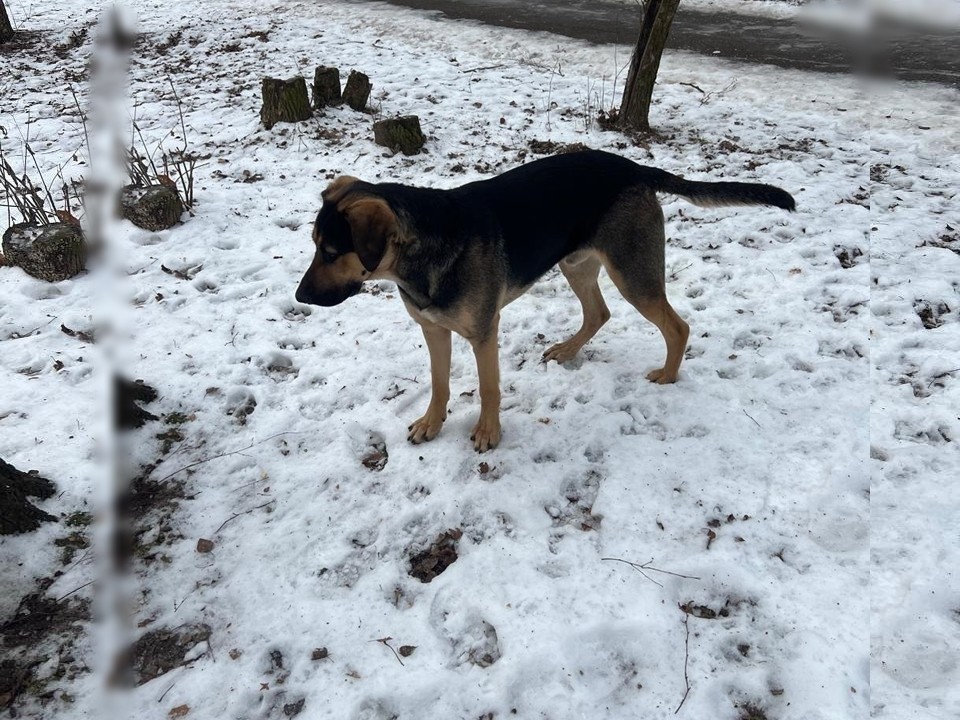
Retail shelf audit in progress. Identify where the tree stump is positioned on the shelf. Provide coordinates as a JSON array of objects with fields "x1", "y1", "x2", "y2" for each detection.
[
  {"x1": 342, "y1": 71, "x2": 372, "y2": 111},
  {"x1": 1, "y1": 223, "x2": 87, "y2": 282},
  {"x1": 373, "y1": 116, "x2": 426, "y2": 156},
  {"x1": 260, "y1": 76, "x2": 313, "y2": 129},
  {"x1": 119, "y1": 185, "x2": 184, "y2": 231},
  {"x1": 312, "y1": 66, "x2": 341, "y2": 108},
  {"x1": 0, "y1": 459, "x2": 56, "y2": 535}
]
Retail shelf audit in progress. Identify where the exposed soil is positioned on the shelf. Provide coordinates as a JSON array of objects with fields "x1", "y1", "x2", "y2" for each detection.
[{"x1": 409, "y1": 529, "x2": 462, "y2": 582}]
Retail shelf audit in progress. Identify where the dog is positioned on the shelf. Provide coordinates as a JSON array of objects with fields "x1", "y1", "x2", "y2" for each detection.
[{"x1": 296, "y1": 150, "x2": 795, "y2": 452}]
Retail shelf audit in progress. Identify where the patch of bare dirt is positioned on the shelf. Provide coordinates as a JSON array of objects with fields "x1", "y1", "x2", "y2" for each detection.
[
  {"x1": 113, "y1": 623, "x2": 212, "y2": 687},
  {"x1": 408, "y1": 529, "x2": 462, "y2": 582}
]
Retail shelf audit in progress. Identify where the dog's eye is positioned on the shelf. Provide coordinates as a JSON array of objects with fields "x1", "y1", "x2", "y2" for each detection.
[{"x1": 320, "y1": 246, "x2": 338, "y2": 263}]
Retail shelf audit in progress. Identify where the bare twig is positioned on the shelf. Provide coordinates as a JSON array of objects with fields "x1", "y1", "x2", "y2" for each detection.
[
  {"x1": 374, "y1": 637, "x2": 405, "y2": 667},
  {"x1": 56, "y1": 579, "x2": 96, "y2": 602},
  {"x1": 602, "y1": 557, "x2": 701, "y2": 588},
  {"x1": 462, "y1": 63, "x2": 507, "y2": 74},
  {"x1": 667, "y1": 262, "x2": 694, "y2": 282},
  {"x1": 156, "y1": 431, "x2": 303, "y2": 483},
  {"x1": 678, "y1": 82, "x2": 705, "y2": 94},
  {"x1": 24, "y1": 143, "x2": 58, "y2": 213},
  {"x1": 928, "y1": 368, "x2": 960, "y2": 386},
  {"x1": 173, "y1": 585, "x2": 198, "y2": 612},
  {"x1": 674, "y1": 611, "x2": 691, "y2": 714},
  {"x1": 157, "y1": 681, "x2": 177, "y2": 703},
  {"x1": 132, "y1": 121, "x2": 162, "y2": 179},
  {"x1": 700, "y1": 80, "x2": 738, "y2": 106},
  {"x1": 69, "y1": 84, "x2": 92, "y2": 168},
  {"x1": 167, "y1": 77, "x2": 188, "y2": 152},
  {"x1": 214, "y1": 499, "x2": 276, "y2": 535},
  {"x1": 742, "y1": 409, "x2": 761, "y2": 428}
]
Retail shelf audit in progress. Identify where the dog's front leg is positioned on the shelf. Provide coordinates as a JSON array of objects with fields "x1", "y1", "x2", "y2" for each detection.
[
  {"x1": 408, "y1": 322, "x2": 452, "y2": 444},
  {"x1": 469, "y1": 316, "x2": 501, "y2": 452}
]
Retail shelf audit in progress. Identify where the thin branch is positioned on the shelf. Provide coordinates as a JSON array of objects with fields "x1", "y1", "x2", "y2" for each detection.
[
  {"x1": 462, "y1": 64, "x2": 507, "y2": 74},
  {"x1": 56, "y1": 579, "x2": 96, "y2": 602},
  {"x1": 24, "y1": 143, "x2": 58, "y2": 215},
  {"x1": 167, "y1": 77, "x2": 188, "y2": 152},
  {"x1": 602, "y1": 557, "x2": 701, "y2": 587},
  {"x1": 157, "y1": 681, "x2": 177, "y2": 703},
  {"x1": 374, "y1": 637, "x2": 405, "y2": 667},
  {"x1": 674, "y1": 611, "x2": 691, "y2": 714},
  {"x1": 156, "y1": 432, "x2": 303, "y2": 483},
  {"x1": 678, "y1": 82, "x2": 705, "y2": 94},
  {"x1": 69, "y1": 84, "x2": 92, "y2": 169},
  {"x1": 742, "y1": 408, "x2": 761, "y2": 428},
  {"x1": 214, "y1": 499, "x2": 276, "y2": 535}
]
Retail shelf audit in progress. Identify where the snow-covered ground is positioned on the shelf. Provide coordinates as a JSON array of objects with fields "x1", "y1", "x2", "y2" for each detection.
[{"x1": 1, "y1": 0, "x2": 958, "y2": 718}]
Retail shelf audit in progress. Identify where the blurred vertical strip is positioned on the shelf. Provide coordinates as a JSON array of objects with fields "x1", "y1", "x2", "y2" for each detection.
[{"x1": 88, "y1": 4, "x2": 136, "y2": 714}]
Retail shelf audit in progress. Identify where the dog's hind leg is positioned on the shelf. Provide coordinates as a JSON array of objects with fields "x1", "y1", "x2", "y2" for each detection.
[
  {"x1": 597, "y1": 201, "x2": 690, "y2": 384},
  {"x1": 543, "y1": 253, "x2": 610, "y2": 363}
]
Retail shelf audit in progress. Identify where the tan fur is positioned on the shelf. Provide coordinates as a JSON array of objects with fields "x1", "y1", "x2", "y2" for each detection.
[
  {"x1": 321, "y1": 175, "x2": 359, "y2": 203},
  {"x1": 542, "y1": 252, "x2": 610, "y2": 363},
  {"x1": 600, "y1": 258, "x2": 689, "y2": 384},
  {"x1": 302, "y1": 251, "x2": 369, "y2": 291},
  {"x1": 468, "y1": 317, "x2": 501, "y2": 452},
  {"x1": 407, "y1": 321, "x2": 452, "y2": 444},
  {"x1": 337, "y1": 196, "x2": 399, "y2": 272}
]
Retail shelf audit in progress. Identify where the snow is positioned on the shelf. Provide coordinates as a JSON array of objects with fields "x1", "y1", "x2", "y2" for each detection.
[{"x1": 1, "y1": 0, "x2": 958, "y2": 719}]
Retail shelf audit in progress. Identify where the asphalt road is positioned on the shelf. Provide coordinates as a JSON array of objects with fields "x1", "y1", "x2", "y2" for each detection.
[{"x1": 357, "y1": 0, "x2": 960, "y2": 87}]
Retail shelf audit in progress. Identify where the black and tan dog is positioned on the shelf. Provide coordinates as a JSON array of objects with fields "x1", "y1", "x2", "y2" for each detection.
[{"x1": 296, "y1": 150, "x2": 794, "y2": 452}]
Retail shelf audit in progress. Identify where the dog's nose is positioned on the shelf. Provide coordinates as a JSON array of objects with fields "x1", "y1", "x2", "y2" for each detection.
[{"x1": 295, "y1": 284, "x2": 315, "y2": 305}]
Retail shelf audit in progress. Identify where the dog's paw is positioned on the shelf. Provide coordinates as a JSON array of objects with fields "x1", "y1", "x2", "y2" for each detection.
[
  {"x1": 470, "y1": 415, "x2": 501, "y2": 453},
  {"x1": 408, "y1": 411, "x2": 445, "y2": 444},
  {"x1": 646, "y1": 367, "x2": 678, "y2": 384},
  {"x1": 542, "y1": 340, "x2": 582, "y2": 364}
]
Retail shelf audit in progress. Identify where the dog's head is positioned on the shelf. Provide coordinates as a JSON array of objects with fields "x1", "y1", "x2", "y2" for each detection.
[{"x1": 295, "y1": 176, "x2": 399, "y2": 307}]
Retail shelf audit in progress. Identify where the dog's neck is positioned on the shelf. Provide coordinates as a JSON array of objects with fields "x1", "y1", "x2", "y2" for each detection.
[{"x1": 396, "y1": 283, "x2": 432, "y2": 311}]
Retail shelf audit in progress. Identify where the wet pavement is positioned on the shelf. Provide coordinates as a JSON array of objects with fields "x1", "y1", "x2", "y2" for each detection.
[{"x1": 355, "y1": 0, "x2": 960, "y2": 87}]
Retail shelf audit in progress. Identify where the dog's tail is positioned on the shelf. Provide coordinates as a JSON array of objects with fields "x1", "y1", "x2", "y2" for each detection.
[{"x1": 649, "y1": 169, "x2": 796, "y2": 211}]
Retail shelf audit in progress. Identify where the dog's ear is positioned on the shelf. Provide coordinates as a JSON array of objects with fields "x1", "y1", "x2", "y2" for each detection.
[
  {"x1": 321, "y1": 176, "x2": 359, "y2": 204},
  {"x1": 339, "y1": 197, "x2": 398, "y2": 272}
]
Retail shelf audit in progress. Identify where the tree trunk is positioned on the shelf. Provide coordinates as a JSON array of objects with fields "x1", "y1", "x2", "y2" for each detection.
[
  {"x1": 0, "y1": 2, "x2": 14, "y2": 44},
  {"x1": 617, "y1": 0, "x2": 682, "y2": 132},
  {"x1": 0, "y1": 459, "x2": 56, "y2": 535}
]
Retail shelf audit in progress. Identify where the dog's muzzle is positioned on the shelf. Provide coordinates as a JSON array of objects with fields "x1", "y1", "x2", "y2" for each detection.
[{"x1": 295, "y1": 280, "x2": 362, "y2": 307}]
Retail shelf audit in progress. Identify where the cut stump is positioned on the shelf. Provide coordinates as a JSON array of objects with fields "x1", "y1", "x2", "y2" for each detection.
[
  {"x1": 342, "y1": 71, "x2": 371, "y2": 111},
  {"x1": 373, "y1": 116, "x2": 425, "y2": 156},
  {"x1": 260, "y1": 76, "x2": 313, "y2": 129},
  {"x1": 1, "y1": 222, "x2": 87, "y2": 282},
  {"x1": 312, "y1": 66, "x2": 341, "y2": 108},
  {"x1": 119, "y1": 185, "x2": 184, "y2": 231}
]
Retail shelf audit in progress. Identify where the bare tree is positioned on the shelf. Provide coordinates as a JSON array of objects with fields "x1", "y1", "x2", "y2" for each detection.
[
  {"x1": 1, "y1": 2, "x2": 14, "y2": 44},
  {"x1": 617, "y1": 0, "x2": 682, "y2": 132}
]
